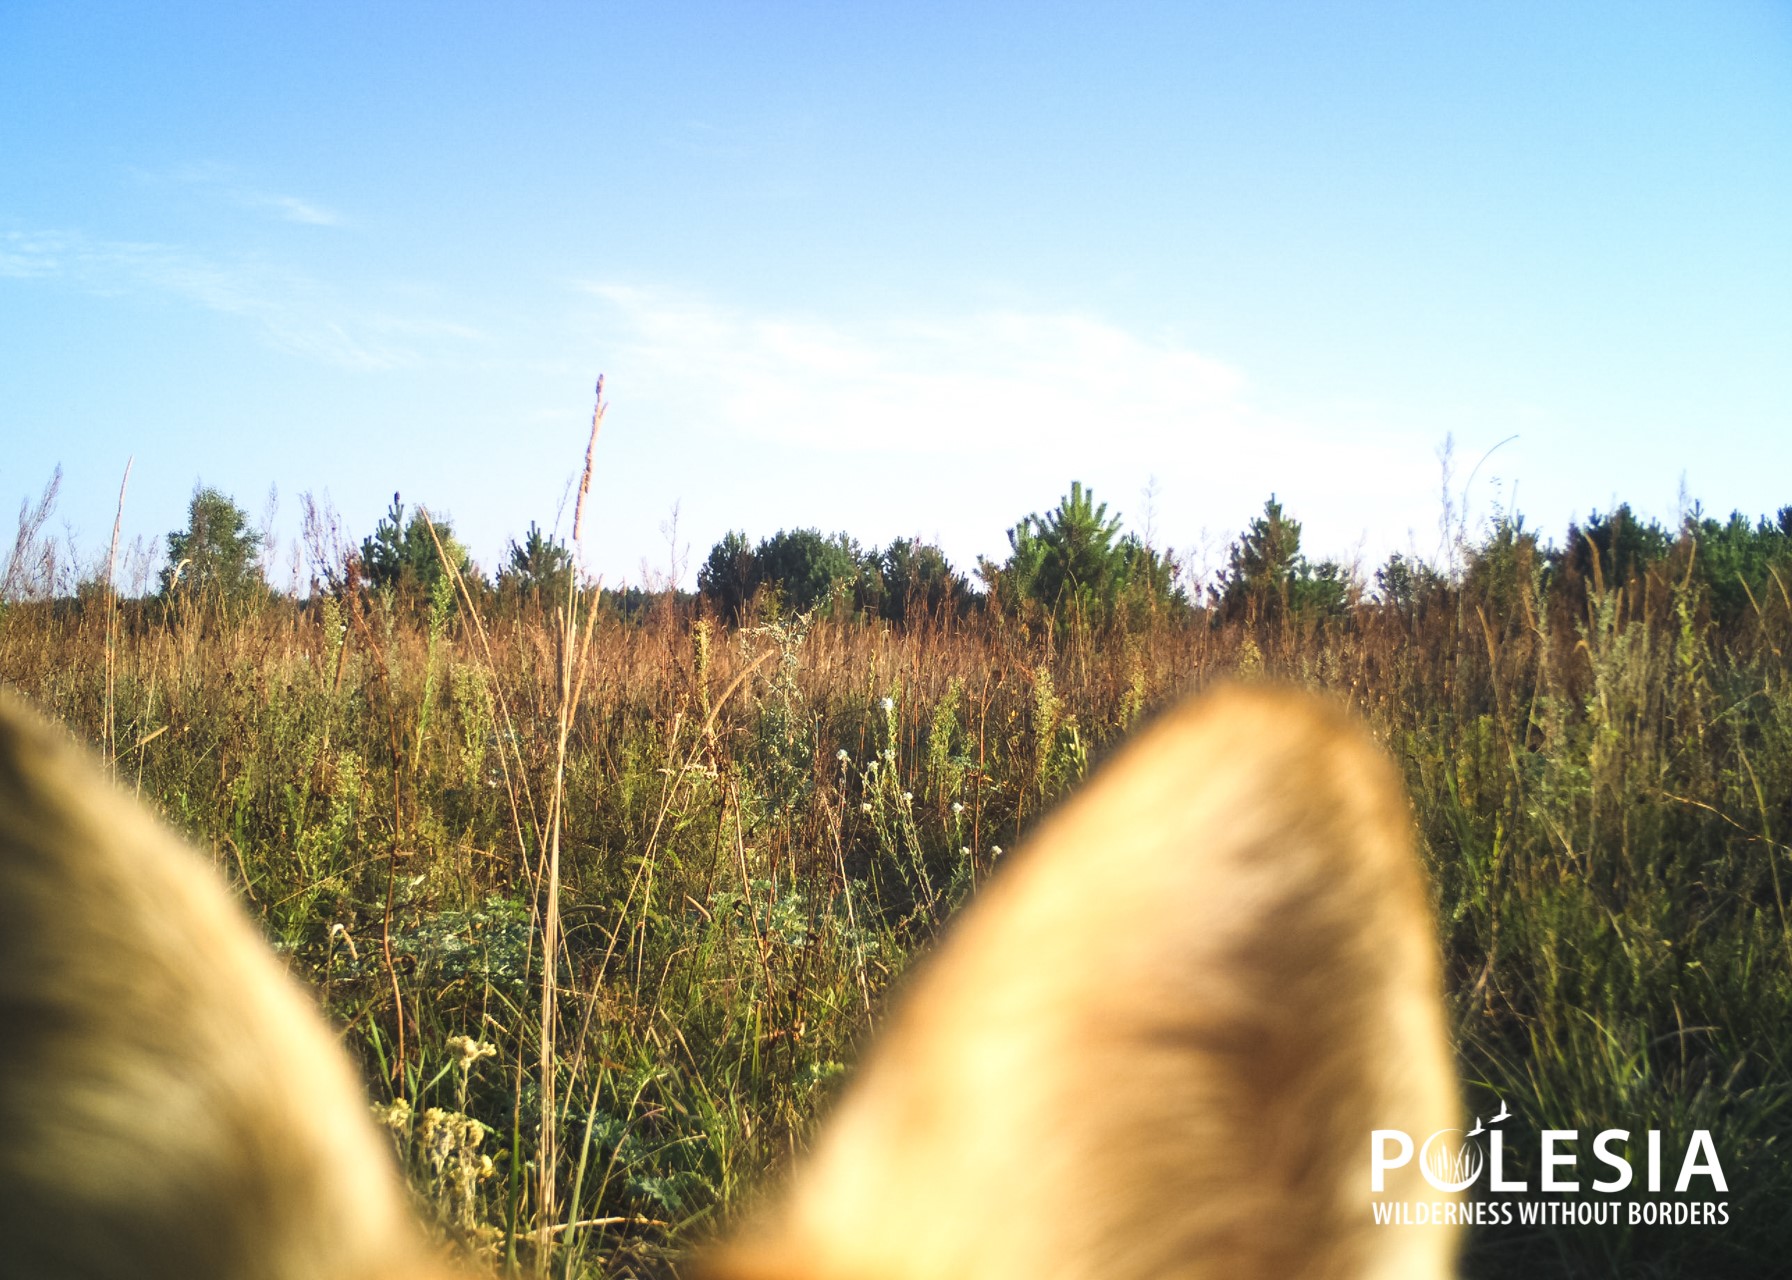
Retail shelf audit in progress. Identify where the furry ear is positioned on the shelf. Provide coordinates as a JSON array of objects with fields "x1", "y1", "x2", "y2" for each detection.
[
  {"x1": 703, "y1": 685, "x2": 1462, "y2": 1280},
  {"x1": 0, "y1": 692, "x2": 448, "y2": 1280}
]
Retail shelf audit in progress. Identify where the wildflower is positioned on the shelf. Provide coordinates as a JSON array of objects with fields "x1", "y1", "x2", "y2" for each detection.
[
  {"x1": 881, "y1": 696, "x2": 894, "y2": 711},
  {"x1": 836, "y1": 748, "x2": 850, "y2": 762},
  {"x1": 902, "y1": 791, "x2": 913, "y2": 803},
  {"x1": 959, "y1": 846, "x2": 970, "y2": 857},
  {"x1": 951, "y1": 801, "x2": 964, "y2": 816},
  {"x1": 860, "y1": 802, "x2": 872, "y2": 814},
  {"x1": 991, "y1": 845, "x2": 1004, "y2": 858},
  {"x1": 371, "y1": 1097, "x2": 413, "y2": 1132},
  {"x1": 447, "y1": 1035, "x2": 498, "y2": 1066}
]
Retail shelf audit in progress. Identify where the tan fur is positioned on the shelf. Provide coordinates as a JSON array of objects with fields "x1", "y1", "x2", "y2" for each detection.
[
  {"x1": 0, "y1": 690, "x2": 447, "y2": 1280},
  {"x1": 704, "y1": 685, "x2": 1461, "y2": 1280}
]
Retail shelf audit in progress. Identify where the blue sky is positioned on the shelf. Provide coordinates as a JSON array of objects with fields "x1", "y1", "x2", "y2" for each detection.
[{"x1": 3, "y1": 2, "x2": 1788, "y2": 593}]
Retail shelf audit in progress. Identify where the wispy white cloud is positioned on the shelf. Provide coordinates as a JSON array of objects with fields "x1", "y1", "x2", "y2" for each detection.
[
  {"x1": 134, "y1": 162, "x2": 347, "y2": 227},
  {"x1": 574, "y1": 282, "x2": 1449, "y2": 573},
  {"x1": 1, "y1": 227, "x2": 477, "y2": 369},
  {"x1": 582, "y1": 282, "x2": 1252, "y2": 455},
  {"x1": 243, "y1": 192, "x2": 345, "y2": 226},
  {"x1": 0, "y1": 230, "x2": 67, "y2": 278}
]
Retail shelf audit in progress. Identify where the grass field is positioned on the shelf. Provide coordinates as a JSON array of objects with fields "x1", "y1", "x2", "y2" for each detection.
[{"x1": 3, "y1": 512, "x2": 1789, "y2": 1278}]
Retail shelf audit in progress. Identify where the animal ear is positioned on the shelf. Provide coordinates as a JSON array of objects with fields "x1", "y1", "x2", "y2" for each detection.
[
  {"x1": 0, "y1": 692, "x2": 448, "y2": 1280},
  {"x1": 704, "y1": 685, "x2": 1461, "y2": 1280}
]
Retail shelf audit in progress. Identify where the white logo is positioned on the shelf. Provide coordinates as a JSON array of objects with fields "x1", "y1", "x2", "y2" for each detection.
[{"x1": 1371, "y1": 1100, "x2": 1728, "y2": 1196}]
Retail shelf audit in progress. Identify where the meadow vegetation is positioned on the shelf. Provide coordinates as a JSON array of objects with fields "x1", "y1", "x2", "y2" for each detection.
[{"x1": 3, "y1": 470, "x2": 1790, "y2": 1278}]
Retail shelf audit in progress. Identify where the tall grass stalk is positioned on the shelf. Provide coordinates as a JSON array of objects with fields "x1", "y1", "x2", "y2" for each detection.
[
  {"x1": 102, "y1": 456, "x2": 132, "y2": 773},
  {"x1": 535, "y1": 378, "x2": 608, "y2": 1272}
]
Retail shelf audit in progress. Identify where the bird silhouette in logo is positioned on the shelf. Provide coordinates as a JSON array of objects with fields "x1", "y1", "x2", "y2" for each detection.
[
  {"x1": 1467, "y1": 1117, "x2": 1485, "y2": 1137},
  {"x1": 1491, "y1": 1099, "x2": 1511, "y2": 1125}
]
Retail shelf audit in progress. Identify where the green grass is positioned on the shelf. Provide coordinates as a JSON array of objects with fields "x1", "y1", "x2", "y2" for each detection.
[{"x1": 3, "y1": 552, "x2": 1789, "y2": 1278}]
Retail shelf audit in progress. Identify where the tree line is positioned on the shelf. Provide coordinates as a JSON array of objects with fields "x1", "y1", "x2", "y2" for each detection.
[{"x1": 21, "y1": 478, "x2": 1792, "y2": 638}]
